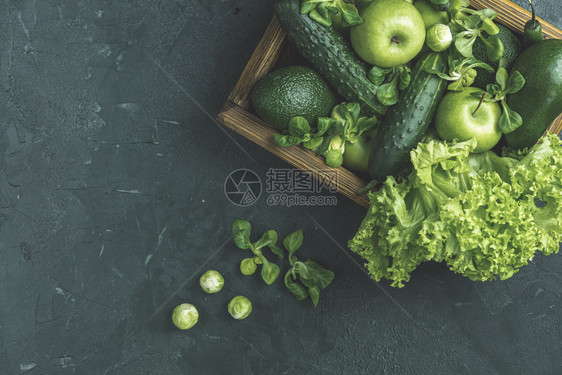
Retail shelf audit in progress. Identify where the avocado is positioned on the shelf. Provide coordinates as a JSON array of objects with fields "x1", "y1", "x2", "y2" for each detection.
[
  {"x1": 251, "y1": 66, "x2": 336, "y2": 130},
  {"x1": 505, "y1": 39, "x2": 562, "y2": 149},
  {"x1": 472, "y1": 24, "x2": 522, "y2": 90}
]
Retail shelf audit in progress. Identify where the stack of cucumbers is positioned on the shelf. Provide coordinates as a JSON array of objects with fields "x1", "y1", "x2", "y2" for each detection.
[{"x1": 261, "y1": 0, "x2": 562, "y2": 187}]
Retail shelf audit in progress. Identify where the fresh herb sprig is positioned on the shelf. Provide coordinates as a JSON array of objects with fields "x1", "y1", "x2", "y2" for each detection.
[
  {"x1": 427, "y1": 53, "x2": 493, "y2": 91},
  {"x1": 274, "y1": 116, "x2": 330, "y2": 151},
  {"x1": 282, "y1": 230, "x2": 335, "y2": 307},
  {"x1": 300, "y1": 0, "x2": 363, "y2": 28},
  {"x1": 471, "y1": 68, "x2": 526, "y2": 134},
  {"x1": 233, "y1": 219, "x2": 283, "y2": 285},
  {"x1": 274, "y1": 102, "x2": 378, "y2": 168},
  {"x1": 368, "y1": 65, "x2": 412, "y2": 106},
  {"x1": 449, "y1": 0, "x2": 504, "y2": 62}
]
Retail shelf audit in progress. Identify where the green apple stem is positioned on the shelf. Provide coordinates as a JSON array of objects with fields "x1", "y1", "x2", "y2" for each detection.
[
  {"x1": 391, "y1": 36, "x2": 401, "y2": 45},
  {"x1": 472, "y1": 92, "x2": 488, "y2": 117}
]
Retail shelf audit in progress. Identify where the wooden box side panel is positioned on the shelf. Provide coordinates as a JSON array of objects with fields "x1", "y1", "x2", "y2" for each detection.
[{"x1": 227, "y1": 17, "x2": 286, "y2": 110}]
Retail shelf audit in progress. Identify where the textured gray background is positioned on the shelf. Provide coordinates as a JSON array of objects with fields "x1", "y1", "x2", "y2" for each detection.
[{"x1": 0, "y1": 0, "x2": 561, "y2": 374}]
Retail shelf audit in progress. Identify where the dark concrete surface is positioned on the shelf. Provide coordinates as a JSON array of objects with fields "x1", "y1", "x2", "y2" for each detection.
[{"x1": 0, "y1": 0, "x2": 561, "y2": 374}]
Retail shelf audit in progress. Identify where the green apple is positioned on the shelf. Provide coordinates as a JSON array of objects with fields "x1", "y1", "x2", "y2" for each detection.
[
  {"x1": 350, "y1": 0, "x2": 426, "y2": 68},
  {"x1": 413, "y1": 0, "x2": 449, "y2": 30},
  {"x1": 343, "y1": 129, "x2": 377, "y2": 176},
  {"x1": 435, "y1": 87, "x2": 502, "y2": 153}
]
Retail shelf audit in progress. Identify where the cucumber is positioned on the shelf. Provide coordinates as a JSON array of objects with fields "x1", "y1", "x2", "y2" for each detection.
[
  {"x1": 273, "y1": 0, "x2": 386, "y2": 116},
  {"x1": 367, "y1": 52, "x2": 447, "y2": 182}
]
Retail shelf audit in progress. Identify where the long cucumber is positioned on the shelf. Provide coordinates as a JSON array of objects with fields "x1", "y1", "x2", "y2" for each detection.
[
  {"x1": 274, "y1": 0, "x2": 387, "y2": 116},
  {"x1": 367, "y1": 52, "x2": 447, "y2": 184}
]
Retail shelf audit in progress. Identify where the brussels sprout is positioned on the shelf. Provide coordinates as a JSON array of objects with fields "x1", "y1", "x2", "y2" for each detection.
[
  {"x1": 427, "y1": 24, "x2": 452, "y2": 52},
  {"x1": 171, "y1": 303, "x2": 199, "y2": 330},
  {"x1": 228, "y1": 295, "x2": 252, "y2": 320},
  {"x1": 199, "y1": 270, "x2": 224, "y2": 294}
]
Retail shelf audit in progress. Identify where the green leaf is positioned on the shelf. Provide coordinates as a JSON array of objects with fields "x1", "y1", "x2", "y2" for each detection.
[
  {"x1": 232, "y1": 219, "x2": 252, "y2": 249},
  {"x1": 476, "y1": 9, "x2": 497, "y2": 21},
  {"x1": 337, "y1": 1, "x2": 363, "y2": 26},
  {"x1": 300, "y1": 275, "x2": 316, "y2": 289},
  {"x1": 376, "y1": 76, "x2": 399, "y2": 106},
  {"x1": 495, "y1": 68, "x2": 508, "y2": 91},
  {"x1": 283, "y1": 229, "x2": 304, "y2": 258},
  {"x1": 309, "y1": 5, "x2": 332, "y2": 27},
  {"x1": 288, "y1": 116, "x2": 311, "y2": 137},
  {"x1": 481, "y1": 18, "x2": 499, "y2": 35},
  {"x1": 288, "y1": 135, "x2": 305, "y2": 145},
  {"x1": 303, "y1": 137, "x2": 324, "y2": 150},
  {"x1": 269, "y1": 244, "x2": 284, "y2": 259},
  {"x1": 499, "y1": 101, "x2": 523, "y2": 134},
  {"x1": 356, "y1": 116, "x2": 378, "y2": 134},
  {"x1": 316, "y1": 117, "x2": 334, "y2": 136},
  {"x1": 480, "y1": 35, "x2": 504, "y2": 63},
  {"x1": 254, "y1": 230, "x2": 278, "y2": 250},
  {"x1": 368, "y1": 66, "x2": 392, "y2": 86},
  {"x1": 346, "y1": 102, "x2": 361, "y2": 120},
  {"x1": 325, "y1": 149, "x2": 344, "y2": 168},
  {"x1": 450, "y1": 0, "x2": 470, "y2": 12},
  {"x1": 304, "y1": 260, "x2": 335, "y2": 289},
  {"x1": 308, "y1": 286, "x2": 320, "y2": 307},
  {"x1": 253, "y1": 256, "x2": 262, "y2": 265},
  {"x1": 455, "y1": 33, "x2": 477, "y2": 57},
  {"x1": 399, "y1": 68, "x2": 411, "y2": 90},
  {"x1": 240, "y1": 257, "x2": 257, "y2": 275},
  {"x1": 274, "y1": 134, "x2": 295, "y2": 148},
  {"x1": 300, "y1": 0, "x2": 324, "y2": 14},
  {"x1": 284, "y1": 271, "x2": 309, "y2": 301},
  {"x1": 316, "y1": 135, "x2": 333, "y2": 156},
  {"x1": 294, "y1": 261, "x2": 310, "y2": 279},
  {"x1": 261, "y1": 261, "x2": 280, "y2": 285},
  {"x1": 429, "y1": 0, "x2": 450, "y2": 4},
  {"x1": 506, "y1": 70, "x2": 525, "y2": 94}
]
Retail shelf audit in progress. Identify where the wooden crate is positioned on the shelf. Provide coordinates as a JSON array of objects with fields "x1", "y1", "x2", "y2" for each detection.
[{"x1": 217, "y1": 0, "x2": 562, "y2": 208}]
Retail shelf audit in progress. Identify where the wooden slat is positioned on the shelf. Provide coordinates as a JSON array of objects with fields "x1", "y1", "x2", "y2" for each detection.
[
  {"x1": 227, "y1": 17, "x2": 287, "y2": 109},
  {"x1": 217, "y1": 101, "x2": 370, "y2": 208},
  {"x1": 219, "y1": 0, "x2": 562, "y2": 208},
  {"x1": 547, "y1": 114, "x2": 562, "y2": 135},
  {"x1": 470, "y1": 0, "x2": 562, "y2": 39}
]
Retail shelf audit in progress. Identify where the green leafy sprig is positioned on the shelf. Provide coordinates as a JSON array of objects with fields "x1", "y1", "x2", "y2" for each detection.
[
  {"x1": 274, "y1": 116, "x2": 330, "y2": 150},
  {"x1": 427, "y1": 52, "x2": 493, "y2": 91},
  {"x1": 274, "y1": 103, "x2": 378, "y2": 168},
  {"x1": 449, "y1": 0, "x2": 504, "y2": 62},
  {"x1": 470, "y1": 67, "x2": 526, "y2": 134},
  {"x1": 368, "y1": 65, "x2": 412, "y2": 106},
  {"x1": 282, "y1": 230, "x2": 335, "y2": 307},
  {"x1": 233, "y1": 219, "x2": 283, "y2": 285},
  {"x1": 300, "y1": 0, "x2": 363, "y2": 28}
]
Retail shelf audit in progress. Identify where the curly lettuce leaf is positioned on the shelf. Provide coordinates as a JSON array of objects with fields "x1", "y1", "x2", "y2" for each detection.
[{"x1": 349, "y1": 134, "x2": 562, "y2": 287}]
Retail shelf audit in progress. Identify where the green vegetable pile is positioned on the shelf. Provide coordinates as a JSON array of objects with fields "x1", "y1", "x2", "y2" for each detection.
[{"x1": 349, "y1": 133, "x2": 562, "y2": 287}]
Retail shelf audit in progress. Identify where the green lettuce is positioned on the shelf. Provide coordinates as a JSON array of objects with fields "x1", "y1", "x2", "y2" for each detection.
[{"x1": 349, "y1": 133, "x2": 562, "y2": 287}]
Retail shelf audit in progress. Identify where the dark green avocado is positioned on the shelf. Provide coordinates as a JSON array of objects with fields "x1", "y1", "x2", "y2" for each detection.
[
  {"x1": 505, "y1": 39, "x2": 562, "y2": 149},
  {"x1": 472, "y1": 24, "x2": 522, "y2": 90},
  {"x1": 251, "y1": 66, "x2": 336, "y2": 130}
]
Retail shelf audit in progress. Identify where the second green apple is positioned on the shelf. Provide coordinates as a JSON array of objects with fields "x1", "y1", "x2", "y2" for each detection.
[
  {"x1": 350, "y1": 0, "x2": 426, "y2": 68},
  {"x1": 435, "y1": 87, "x2": 502, "y2": 153}
]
